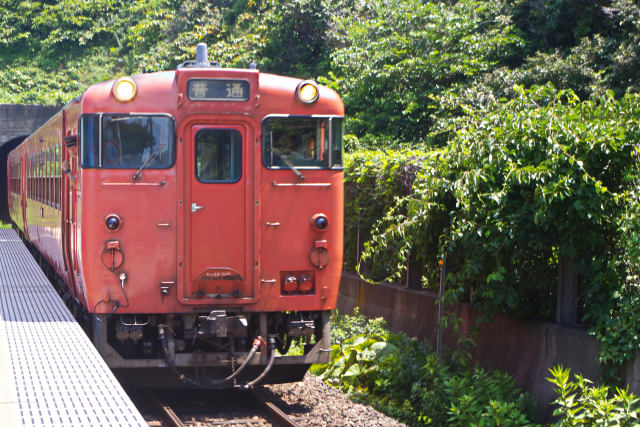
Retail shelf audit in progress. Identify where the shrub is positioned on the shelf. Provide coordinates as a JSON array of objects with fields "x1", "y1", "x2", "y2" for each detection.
[
  {"x1": 548, "y1": 365, "x2": 640, "y2": 425},
  {"x1": 313, "y1": 310, "x2": 535, "y2": 426}
]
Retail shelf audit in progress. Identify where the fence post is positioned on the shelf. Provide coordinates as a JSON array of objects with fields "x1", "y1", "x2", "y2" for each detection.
[
  {"x1": 436, "y1": 257, "x2": 446, "y2": 358},
  {"x1": 556, "y1": 255, "x2": 579, "y2": 324},
  {"x1": 405, "y1": 254, "x2": 423, "y2": 289}
]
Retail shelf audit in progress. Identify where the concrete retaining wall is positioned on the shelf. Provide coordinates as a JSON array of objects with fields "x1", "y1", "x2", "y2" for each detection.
[
  {"x1": 337, "y1": 273, "x2": 629, "y2": 421},
  {"x1": 0, "y1": 104, "x2": 60, "y2": 149}
]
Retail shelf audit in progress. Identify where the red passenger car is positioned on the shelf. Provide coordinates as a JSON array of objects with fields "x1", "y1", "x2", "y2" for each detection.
[{"x1": 7, "y1": 44, "x2": 343, "y2": 386}]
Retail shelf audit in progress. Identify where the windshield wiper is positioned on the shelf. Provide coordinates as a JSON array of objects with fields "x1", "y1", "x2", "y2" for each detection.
[
  {"x1": 272, "y1": 147, "x2": 305, "y2": 180},
  {"x1": 133, "y1": 144, "x2": 166, "y2": 181}
]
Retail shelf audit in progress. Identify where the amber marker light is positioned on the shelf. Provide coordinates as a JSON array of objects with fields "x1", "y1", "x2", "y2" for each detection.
[
  {"x1": 295, "y1": 80, "x2": 319, "y2": 104},
  {"x1": 112, "y1": 77, "x2": 137, "y2": 102}
]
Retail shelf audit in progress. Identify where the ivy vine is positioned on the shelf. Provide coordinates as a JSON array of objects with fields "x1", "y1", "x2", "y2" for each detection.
[{"x1": 345, "y1": 85, "x2": 640, "y2": 380}]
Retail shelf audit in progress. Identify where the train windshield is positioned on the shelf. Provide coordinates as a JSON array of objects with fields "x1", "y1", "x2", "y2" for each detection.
[
  {"x1": 262, "y1": 117, "x2": 343, "y2": 169},
  {"x1": 81, "y1": 114, "x2": 175, "y2": 169}
]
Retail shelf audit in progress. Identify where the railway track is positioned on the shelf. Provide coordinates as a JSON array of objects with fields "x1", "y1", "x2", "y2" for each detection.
[
  {"x1": 141, "y1": 389, "x2": 183, "y2": 427},
  {"x1": 247, "y1": 389, "x2": 301, "y2": 427},
  {"x1": 130, "y1": 386, "x2": 304, "y2": 426}
]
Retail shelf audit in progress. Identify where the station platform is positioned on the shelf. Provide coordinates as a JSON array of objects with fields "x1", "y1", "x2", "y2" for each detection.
[{"x1": 0, "y1": 228, "x2": 145, "y2": 426}]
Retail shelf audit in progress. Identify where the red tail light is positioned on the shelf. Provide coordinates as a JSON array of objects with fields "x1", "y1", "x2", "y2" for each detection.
[
  {"x1": 280, "y1": 271, "x2": 315, "y2": 295},
  {"x1": 298, "y1": 274, "x2": 313, "y2": 293},
  {"x1": 283, "y1": 275, "x2": 298, "y2": 293}
]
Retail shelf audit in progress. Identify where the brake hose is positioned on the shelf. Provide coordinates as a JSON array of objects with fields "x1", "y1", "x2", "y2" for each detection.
[
  {"x1": 158, "y1": 324, "x2": 270, "y2": 388},
  {"x1": 242, "y1": 337, "x2": 276, "y2": 388}
]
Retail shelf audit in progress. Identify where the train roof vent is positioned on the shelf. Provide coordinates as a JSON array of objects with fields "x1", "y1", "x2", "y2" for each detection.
[{"x1": 178, "y1": 43, "x2": 220, "y2": 69}]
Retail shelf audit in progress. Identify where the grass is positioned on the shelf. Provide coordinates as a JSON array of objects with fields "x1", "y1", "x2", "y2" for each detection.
[{"x1": 0, "y1": 221, "x2": 11, "y2": 229}]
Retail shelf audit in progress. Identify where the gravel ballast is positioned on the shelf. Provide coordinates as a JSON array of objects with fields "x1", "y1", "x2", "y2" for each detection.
[{"x1": 262, "y1": 373, "x2": 405, "y2": 426}]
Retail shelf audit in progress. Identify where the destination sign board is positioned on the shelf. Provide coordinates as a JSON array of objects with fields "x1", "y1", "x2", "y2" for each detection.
[{"x1": 187, "y1": 79, "x2": 250, "y2": 101}]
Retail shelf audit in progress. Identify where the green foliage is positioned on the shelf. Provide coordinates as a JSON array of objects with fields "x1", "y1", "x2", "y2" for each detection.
[
  {"x1": 0, "y1": 0, "x2": 336, "y2": 104},
  {"x1": 322, "y1": 0, "x2": 640, "y2": 142},
  {"x1": 0, "y1": 66, "x2": 83, "y2": 104},
  {"x1": 343, "y1": 149, "x2": 445, "y2": 282},
  {"x1": 329, "y1": 308, "x2": 388, "y2": 347},
  {"x1": 345, "y1": 86, "x2": 640, "y2": 375},
  {"x1": 509, "y1": 0, "x2": 610, "y2": 50},
  {"x1": 2, "y1": 0, "x2": 640, "y2": 118},
  {"x1": 586, "y1": 165, "x2": 640, "y2": 380},
  {"x1": 472, "y1": 1, "x2": 640, "y2": 106},
  {"x1": 313, "y1": 310, "x2": 535, "y2": 426},
  {"x1": 259, "y1": 0, "x2": 329, "y2": 78},
  {"x1": 548, "y1": 365, "x2": 640, "y2": 425},
  {"x1": 324, "y1": 0, "x2": 524, "y2": 142},
  {"x1": 126, "y1": 0, "x2": 227, "y2": 73}
]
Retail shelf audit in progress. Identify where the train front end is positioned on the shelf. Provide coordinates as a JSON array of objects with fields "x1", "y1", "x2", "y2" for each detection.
[{"x1": 76, "y1": 49, "x2": 344, "y2": 385}]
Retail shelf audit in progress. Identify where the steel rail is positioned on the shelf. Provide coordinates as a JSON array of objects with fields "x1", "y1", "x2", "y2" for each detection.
[
  {"x1": 143, "y1": 389, "x2": 185, "y2": 427},
  {"x1": 248, "y1": 389, "x2": 301, "y2": 427}
]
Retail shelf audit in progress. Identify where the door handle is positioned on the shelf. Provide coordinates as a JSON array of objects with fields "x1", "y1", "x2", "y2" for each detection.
[{"x1": 191, "y1": 203, "x2": 204, "y2": 213}]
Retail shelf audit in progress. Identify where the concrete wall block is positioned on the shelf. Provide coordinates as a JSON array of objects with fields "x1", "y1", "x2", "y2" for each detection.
[
  {"x1": 0, "y1": 104, "x2": 62, "y2": 148},
  {"x1": 338, "y1": 273, "x2": 609, "y2": 422},
  {"x1": 623, "y1": 350, "x2": 640, "y2": 393}
]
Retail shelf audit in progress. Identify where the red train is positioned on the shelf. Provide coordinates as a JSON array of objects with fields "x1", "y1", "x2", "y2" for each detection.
[{"x1": 7, "y1": 44, "x2": 343, "y2": 386}]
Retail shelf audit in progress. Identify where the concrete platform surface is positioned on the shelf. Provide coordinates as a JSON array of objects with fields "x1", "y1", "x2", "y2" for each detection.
[{"x1": 0, "y1": 228, "x2": 145, "y2": 426}]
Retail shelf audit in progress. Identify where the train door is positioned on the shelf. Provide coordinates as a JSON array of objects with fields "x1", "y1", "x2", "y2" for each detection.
[
  {"x1": 20, "y1": 152, "x2": 27, "y2": 232},
  {"x1": 183, "y1": 124, "x2": 254, "y2": 302},
  {"x1": 61, "y1": 139, "x2": 79, "y2": 298}
]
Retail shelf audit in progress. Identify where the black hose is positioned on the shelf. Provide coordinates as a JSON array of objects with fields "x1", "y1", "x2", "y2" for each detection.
[
  {"x1": 93, "y1": 299, "x2": 119, "y2": 322},
  {"x1": 158, "y1": 324, "x2": 266, "y2": 388},
  {"x1": 201, "y1": 337, "x2": 263, "y2": 385},
  {"x1": 242, "y1": 337, "x2": 277, "y2": 389},
  {"x1": 158, "y1": 323, "x2": 199, "y2": 386},
  {"x1": 93, "y1": 272, "x2": 129, "y2": 321}
]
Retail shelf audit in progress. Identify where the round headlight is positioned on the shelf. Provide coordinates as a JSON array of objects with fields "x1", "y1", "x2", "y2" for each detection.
[
  {"x1": 295, "y1": 80, "x2": 319, "y2": 104},
  {"x1": 105, "y1": 214, "x2": 122, "y2": 231},
  {"x1": 112, "y1": 77, "x2": 137, "y2": 102}
]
